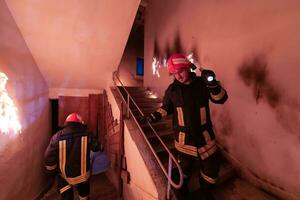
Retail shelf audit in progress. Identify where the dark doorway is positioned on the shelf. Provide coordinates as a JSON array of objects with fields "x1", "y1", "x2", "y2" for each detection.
[
  {"x1": 136, "y1": 57, "x2": 144, "y2": 76},
  {"x1": 51, "y1": 99, "x2": 60, "y2": 134}
]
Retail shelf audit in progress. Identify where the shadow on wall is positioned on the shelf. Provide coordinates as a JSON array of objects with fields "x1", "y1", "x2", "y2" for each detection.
[{"x1": 238, "y1": 55, "x2": 300, "y2": 134}]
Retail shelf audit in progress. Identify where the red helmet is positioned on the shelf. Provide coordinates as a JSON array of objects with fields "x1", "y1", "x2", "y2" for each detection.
[
  {"x1": 167, "y1": 53, "x2": 191, "y2": 74},
  {"x1": 65, "y1": 113, "x2": 84, "y2": 124}
]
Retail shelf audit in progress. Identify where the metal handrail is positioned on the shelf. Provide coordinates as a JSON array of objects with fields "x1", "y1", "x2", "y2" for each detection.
[{"x1": 112, "y1": 71, "x2": 184, "y2": 198}]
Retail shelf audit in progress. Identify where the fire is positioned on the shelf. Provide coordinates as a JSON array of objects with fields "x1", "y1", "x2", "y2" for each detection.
[
  {"x1": 0, "y1": 72, "x2": 21, "y2": 135},
  {"x1": 152, "y1": 57, "x2": 161, "y2": 77}
]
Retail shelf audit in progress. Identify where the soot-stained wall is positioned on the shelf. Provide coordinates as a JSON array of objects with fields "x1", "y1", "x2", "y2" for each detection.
[
  {"x1": 0, "y1": 0, "x2": 50, "y2": 199},
  {"x1": 144, "y1": 0, "x2": 300, "y2": 198}
]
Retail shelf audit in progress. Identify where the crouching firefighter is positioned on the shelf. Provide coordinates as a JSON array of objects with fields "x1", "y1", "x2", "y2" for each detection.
[
  {"x1": 44, "y1": 112, "x2": 99, "y2": 200},
  {"x1": 143, "y1": 53, "x2": 228, "y2": 200}
]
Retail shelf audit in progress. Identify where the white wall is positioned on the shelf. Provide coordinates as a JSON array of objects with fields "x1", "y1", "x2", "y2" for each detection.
[
  {"x1": 144, "y1": 0, "x2": 300, "y2": 198},
  {"x1": 118, "y1": 25, "x2": 144, "y2": 86},
  {"x1": 123, "y1": 127, "x2": 159, "y2": 200},
  {"x1": 107, "y1": 88, "x2": 159, "y2": 200},
  {"x1": 0, "y1": 0, "x2": 51, "y2": 199}
]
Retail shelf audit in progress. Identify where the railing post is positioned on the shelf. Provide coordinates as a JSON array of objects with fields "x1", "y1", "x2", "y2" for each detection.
[
  {"x1": 167, "y1": 156, "x2": 172, "y2": 200},
  {"x1": 126, "y1": 94, "x2": 130, "y2": 118}
]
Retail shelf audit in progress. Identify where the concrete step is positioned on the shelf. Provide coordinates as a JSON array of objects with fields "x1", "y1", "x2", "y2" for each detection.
[
  {"x1": 123, "y1": 86, "x2": 147, "y2": 92},
  {"x1": 131, "y1": 96, "x2": 162, "y2": 103},
  {"x1": 152, "y1": 138, "x2": 175, "y2": 154},
  {"x1": 146, "y1": 129, "x2": 174, "y2": 140},
  {"x1": 131, "y1": 101, "x2": 161, "y2": 108},
  {"x1": 139, "y1": 120, "x2": 172, "y2": 131},
  {"x1": 131, "y1": 107, "x2": 157, "y2": 115}
]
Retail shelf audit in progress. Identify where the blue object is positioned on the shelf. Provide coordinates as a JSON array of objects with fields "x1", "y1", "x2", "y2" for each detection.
[
  {"x1": 90, "y1": 150, "x2": 110, "y2": 175},
  {"x1": 136, "y1": 57, "x2": 144, "y2": 76}
]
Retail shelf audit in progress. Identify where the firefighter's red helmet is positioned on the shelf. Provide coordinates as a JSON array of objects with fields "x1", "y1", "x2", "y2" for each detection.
[
  {"x1": 65, "y1": 113, "x2": 84, "y2": 124},
  {"x1": 167, "y1": 53, "x2": 191, "y2": 74}
]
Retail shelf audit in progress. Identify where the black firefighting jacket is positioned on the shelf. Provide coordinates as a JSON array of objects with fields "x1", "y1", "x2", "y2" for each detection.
[
  {"x1": 152, "y1": 72, "x2": 228, "y2": 160},
  {"x1": 44, "y1": 122, "x2": 92, "y2": 185}
]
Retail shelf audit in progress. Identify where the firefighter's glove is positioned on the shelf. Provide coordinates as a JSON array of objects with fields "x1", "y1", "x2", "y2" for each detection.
[
  {"x1": 201, "y1": 69, "x2": 218, "y2": 87},
  {"x1": 141, "y1": 112, "x2": 161, "y2": 124},
  {"x1": 201, "y1": 69, "x2": 221, "y2": 94},
  {"x1": 141, "y1": 115, "x2": 154, "y2": 123}
]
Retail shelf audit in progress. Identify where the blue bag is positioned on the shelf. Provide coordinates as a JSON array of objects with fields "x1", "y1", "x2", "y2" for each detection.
[{"x1": 90, "y1": 150, "x2": 110, "y2": 175}]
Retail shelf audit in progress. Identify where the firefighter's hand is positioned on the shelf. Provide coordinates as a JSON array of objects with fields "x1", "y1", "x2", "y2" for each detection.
[
  {"x1": 201, "y1": 69, "x2": 219, "y2": 89},
  {"x1": 140, "y1": 114, "x2": 155, "y2": 124}
]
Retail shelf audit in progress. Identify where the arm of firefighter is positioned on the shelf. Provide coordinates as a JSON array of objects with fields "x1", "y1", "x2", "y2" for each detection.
[
  {"x1": 44, "y1": 134, "x2": 59, "y2": 173},
  {"x1": 144, "y1": 87, "x2": 174, "y2": 123},
  {"x1": 208, "y1": 83, "x2": 228, "y2": 104}
]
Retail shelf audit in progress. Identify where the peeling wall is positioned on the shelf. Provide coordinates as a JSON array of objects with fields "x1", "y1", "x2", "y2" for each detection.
[
  {"x1": 0, "y1": 0, "x2": 51, "y2": 199},
  {"x1": 144, "y1": 0, "x2": 300, "y2": 198}
]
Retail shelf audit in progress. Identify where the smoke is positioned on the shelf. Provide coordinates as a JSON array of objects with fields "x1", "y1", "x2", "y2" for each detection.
[
  {"x1": 153, "y1": 38, "x2": 161, "y2": 59},
  {"x1": 173, "y1": 31, "x2": 184, "y2": 54}
]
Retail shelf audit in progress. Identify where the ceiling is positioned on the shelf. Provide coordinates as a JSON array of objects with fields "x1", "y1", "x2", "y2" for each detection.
[{"x1": 5, "y1": 0, "x2": 141, "y2": 96}]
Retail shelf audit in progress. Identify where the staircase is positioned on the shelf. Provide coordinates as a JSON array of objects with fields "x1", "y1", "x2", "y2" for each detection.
[
  {"x1": 117, "y1": 86, "x2": 231, "y2": 198},
  {"x1": 116, "y1": 86, "x2": 280, "y2": 200}
]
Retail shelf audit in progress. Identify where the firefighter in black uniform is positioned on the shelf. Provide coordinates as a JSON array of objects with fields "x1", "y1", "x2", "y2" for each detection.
[
  {"x1": 44, "y1": 113, "x2": 98, "y2": 200},
  {"x1": 145, "y1": 53, "x2": 228, "y2": 199}
]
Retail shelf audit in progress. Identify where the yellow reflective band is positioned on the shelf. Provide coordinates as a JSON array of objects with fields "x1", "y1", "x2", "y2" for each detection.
[
  {"x1": 156, "y1": 108, "x2": 167, "y2": 117},
  {"x1": 175, "y1": 141, "x2": 198, "y2": 157},
  {"x1": 200, "y1": 107, "x2": 207, "y2": 125},
  {"x1": 59, "y1": 140, "x2": 67, "y2": 178},
  {"x1": 176, "y1": 107, "x2": 185, "y2": 126},
  {"x1": 203, "y1": 130, "x2": 211, "y2": 144},
  {"x1": 200, "y1": 145, "x2": 217, "y2": 160},
  {"x1": 79, "y1": 195, "x2": 89, "y2": 200},
  {"x1": 46, "y1": 164, "x2": 57, "y2": 171},
  {"x1": 81, "y1": 136, "x2": 87, "y2": 175},
  {"x1": 198, "y1": 140, "x2": 216, "y2": 154},
  {"x1": 175, "y1": 138, "x2": 218, "y2": 159},
  {"x1": 210, "y1": 88, "x2": 226, "y2": 101},
  {"x1": 172, "y1": 58, "x2": 189, "y2": 64},
  {"x1": 198, "y1": 143, "x2": 218, "y2": 160},
  {"x1": 65, "y1": 171, "x2": 90, "y2": 185},
  {"x1": 178, "y1": 132, "x2": 185, "y2": 145},
  {"x1": 60, "y1": 185, "x2": 72, "y2": 194},
  {"x1": 200, "y1": 171, "x2": 217, "y2": 184}
]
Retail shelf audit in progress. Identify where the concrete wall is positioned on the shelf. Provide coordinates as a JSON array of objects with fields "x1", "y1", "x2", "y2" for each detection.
[
  {"x1": 0, "y1": 0, "x2": 51, "y2": 199},
  {"x1": 107, "y1": 88, "x2": 159, "y2": 200},
  {"x1": 144, "y1": 0, "x2": 300, "y2": 198},
  {"x1": 6, "y1": 0, "x2": 140, "y2": 94},
  {"x1": 123, "y1": 126, "x2": 158, "y2": 200},
  {"x1": 118, "y1": 25, "x2": 144, "y2": 86}
]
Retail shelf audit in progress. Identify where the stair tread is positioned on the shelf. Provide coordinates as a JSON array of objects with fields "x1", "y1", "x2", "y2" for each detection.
[
  {"x1": 146, "y1": 129, "x2": 174, "y2": 139},
  {"x1": 153, "y1": 139, "x2": 175, "y2": 154}
]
